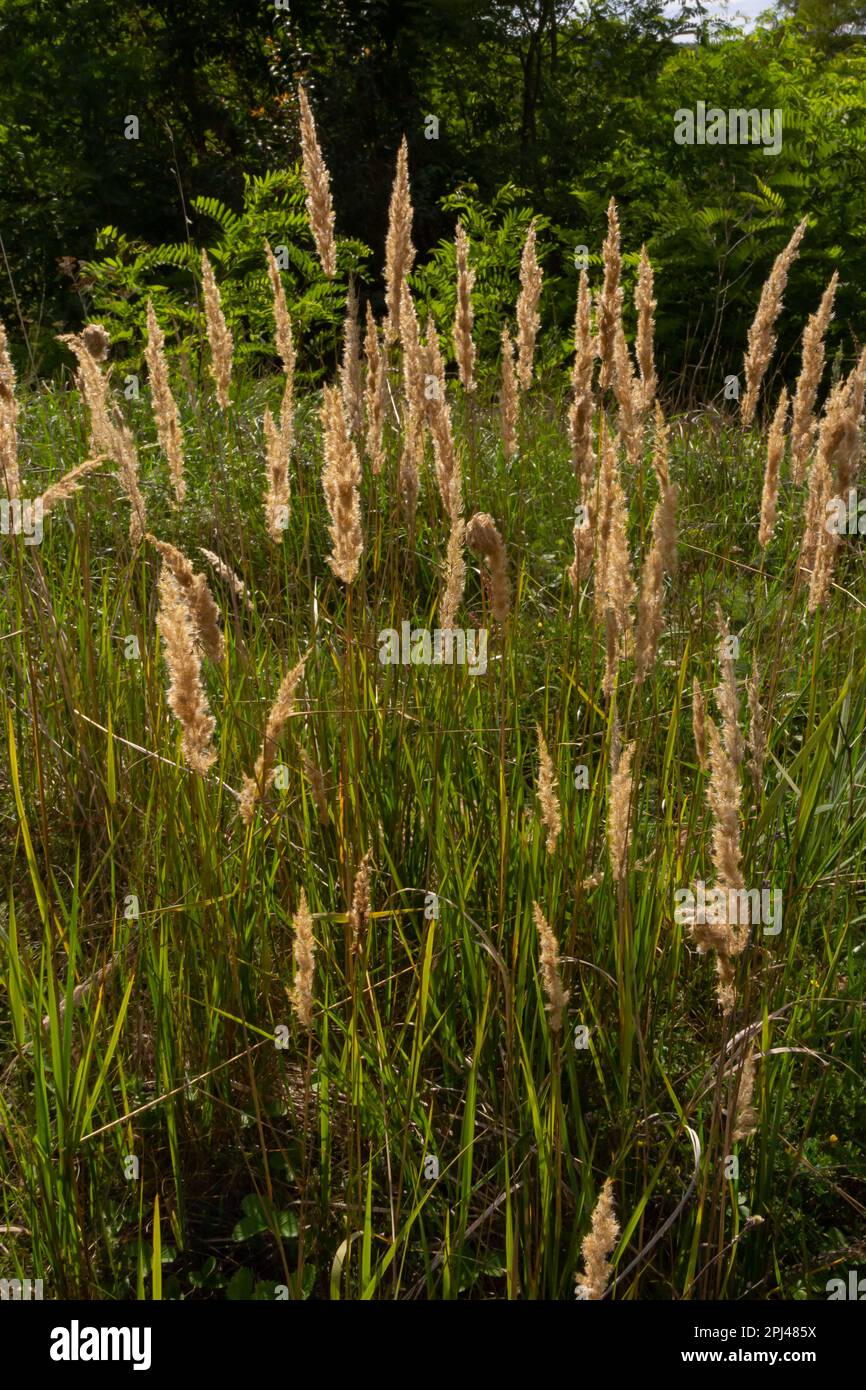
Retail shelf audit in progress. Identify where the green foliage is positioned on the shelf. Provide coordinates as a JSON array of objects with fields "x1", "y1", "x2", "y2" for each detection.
[{"x1": 79, "y1": 170, "x2": 372, "y2": 378}]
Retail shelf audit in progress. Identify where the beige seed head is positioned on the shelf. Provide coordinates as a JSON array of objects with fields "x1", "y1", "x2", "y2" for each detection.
[
  {"x1": 144, "y1": 299, "x2": 185, "y2": 504},
  {"x1": 198, "y1": 548, "x2": 252, "y2": 610},
  {"x1": 568, "y1": 494, "x2": 594, "y2": 592},
  {"x1": 291, "y1": 889, "x2": 316, "y2": 1030},
  {"x1": 264, "y1": 406, "x2": 291, "y2": 543},
  {"x1": 536, "y1": 726, "x2": 562, "y2": 855},
  {"x1": 156, "y1": 568, "x2": 217, "y2": 777},
  {"x1": 265, "y1": 241, "x2": 297, "y2": 383},
  {"x1": 321, "y1": 384, "x2": 364, "y2": 585},
  {"x1": 575, "y1": 1179, "x2": 619, "y2": 1301},
  {"x1": 200, "y1": 250, "x2": 233, "y2": 410},
  {"x1": 568, "y1": 271, "x2": 595, "y2": 489},
  {"x1": 790, "y1": 272, "x2": 838, "y2": 484},
  {"x1": 149, "y1": 538, "x2": 224, "y2": 663},
  {"x1": 297, "y1": 86, "x2": 337, "y2": 278},
  {"x1": 39, "y1": 457, "x2": 105, "y2": 517},
  {"x1": 634, "y1": 537, "x2": 664, "y2": 685},
  {"x1": 239, "y1": 652, "x2": 308, "y2": 824},
  {"x1": 634, "y1": 245, "x2": 657, "y2": 413},
  {"x1": 350, "y1": 850, "x2": 374, "y2": 954},
  {"x1": 340, "y1": 279, "x2": 363, "y2": 435},
  {"x1": 532, "y1": 903, "x2": 569, "y2": 1032},
  {"x1": 58, "y1": 329, "x2": 114, "y2": 457},
  {"x1": 440, "y1": 496, "x2": 466, "y2": 632},
  {"x1": 741, "y1": 218, "x2": 807, "y2": 427},
  {"x1": 499, "y1": 324, "x2": 519, "y2": 463},
  {"x1": 598, "y1": 198, "x2": 622, "y2": 393},
  {"x1": 516, "y1": 219, "x2": 542, "y2": 391},
  {"x1": 384, "y1": 137, "x2": 415, "y2": 342},
  {"x1": 692, "y1": 677, "x2": 708, "y2": 772},
  {"x1": 466, "y1": 511, "x2": 510, "y2": 625},
  {"x1": 0, "y1": 317, "x2": 21, "y2": 500},
  {"x1": 613, "y1": 319, "x2": 640, "y2": 468},
  {"x1": 758, "y1": 387, "x2": 788, "y2": 548},
  {"x1": 363, "y1": 303, "x2": 386, "y2": 474},
  {"x1": 607, "y1": 740, "x2": 635, "y2": 881},
  {"x1": 82, "y1": 323, "x2": 110, "y2": 361},
  {"x1": 731, "y1": 1046, "x2": 759, "y2": 1142},
  {"x1": 453, "y1": 221, "x2": 476, "y2": 393}
]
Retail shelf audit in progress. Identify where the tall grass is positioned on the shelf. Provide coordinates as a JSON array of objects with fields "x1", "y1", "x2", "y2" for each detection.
[{"x1": 1, "y1": 150, "x2": 864, "y2": 1301}]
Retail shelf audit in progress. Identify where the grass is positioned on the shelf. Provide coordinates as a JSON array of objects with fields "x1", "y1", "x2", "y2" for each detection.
[{"x1": 1, "y1": 356, "x2": 864, "y2": 1301}]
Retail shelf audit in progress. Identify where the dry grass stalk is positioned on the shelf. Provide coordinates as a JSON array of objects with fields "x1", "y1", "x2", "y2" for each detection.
[
  {"x1": 688, "y1": 621, "x2": 748, "y2": 1012},
  {"x1": 264, "y1": 406, "x2": 291, "y2": 542},
  {"x1": 265, "y1": 241, "x2": 296, "y2": 458},
  {"x1": 741, "y1": 218, "x2": 808, "y2": 427},
  {"x1": 798, "y1": 381, "x2": 841, "y2": 581},
  {"x1": 350, "y1": 850, "x2": 374, "y2": 954},
  {"x1": 200, "y1": 250, "x2": 233, "y2": 409},
  {"x1": 532, "y1": 903, "x2": 569, "y2": 1031},
  {"x1": 536, "y1": 726, "x2": 562, "y2": 854},
  {"x1": 575, "y1": 1178, "x2": 619, "y2": 1300},
  {"x1": 798, "y1": 347, "x2": 866, "y2": 608},
  {"x1": 790, "y1": 272, "x2": 838, "y2": 484},
  {"x1": 454, "y1": 221, "x2": 476, "y2": 392},
  {"x1": 399, "y1": 281, "x2": 426, "y2": 422},
  {"x1": 58, "y1": 328, "x2": 114, "y2": 457},
  {"x1": 265, "y1": 241, "x2": 297, "y2": 379},
  {"x1": 613, "y1": 320, "x2": 641, "y2": 467},
  {"x1": 239, "y1": 653, "x2": 308, "y2": 824},
  {"x1": 715, "y1": 610, "x2": 745, "y2": 769},
  {"x1": 731, "y1": 1046, "x2": 759, "y2": 1142},
  {"x1": 340, "y1": 279, "x2": 363, "y2": 435},
  {"x1": 297, "y1": 86, "x2": 337, "y2": 278},
  {"x1": 595, "y1": 436, "x2": 635, "y2": 694},
  {"x1": 112, "y1": 415, "x2": 148, "y2": 545},
  {"x1": 598, "y1": 198, "x2": 622, "y2": 392},
  {"x1": 0, "y1": 317, "x2": 21, "y2": 499},
  {"x1": 39, "y1": 457, "x2": 105, "y2": 517},
  {"x1": 834, "y1": 343, "x2": 866, "y2": 493},
  {"x1": 291, "y1": 889, "x2": 316, "y2": 1030},
  {"x1": 384, "y1": 137, "x2": 415, "y2": 342},
  {"x1": 466, "y1": 511, "x2": 510, "y2": 624},
  {"x1": 568, "y1": 271, "x2": 595, "y2": 488},
  {"x1": 156, "y1": 568, "x2": 217, "y2": 776},
  {"x1": 499, "y1": 325, "x2": 519, "y2": 463},
  {"x1": 149, "y1": 538, "x2": 224, "y2": 663},
  {"x1": 758, "y1": 388, "x2": 788, "y2": 548},
  {"x1": 321, "y1": 384, "x2": 364, "y2": 584},
  {"x1": 634, "y1": 245, "x2": 657, "y2": 412},
  {"x1": 440, "y1": 493, "x2": 466, "y2": 631},
  {"x1": 568, "y1": 495, "x2": 594, "y2": 592},
  {"x1": 692, "y1": 678, "x2": 708, "y2": 772},
  {"x1": 634, "y1": 535, "x2": 664, "y2": 684},
  {"x1": 607, "y1": 739, "x2": 635, "y2": 881},
  {"x1": 516, "y1": 219, "x2": 542, "y2": 391},
  {"x1": 398, "y1": 420, "x2": 423, "y2": 532},
  {"x1": 426, "y1": 315, "x2": 461, "y2": 518},
  {"x1": 144, "y1": 299, "x2": 185, "y2": 504},
  {"x1": 363, "y1": 304, "x2": 386, "y2": 474},
  {"x1": 199, "y1": 548, "x2": 252, "y2": 609}
]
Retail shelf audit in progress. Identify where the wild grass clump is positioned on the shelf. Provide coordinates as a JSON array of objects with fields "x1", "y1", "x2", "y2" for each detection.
[{"x1": 1, "y1": 99, "x2": 865, "y2": 1302}]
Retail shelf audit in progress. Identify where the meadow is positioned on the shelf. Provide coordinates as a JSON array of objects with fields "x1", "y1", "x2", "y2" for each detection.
[{"x1": 0, "y1": 97, "x2": 864, "y2": 1303}]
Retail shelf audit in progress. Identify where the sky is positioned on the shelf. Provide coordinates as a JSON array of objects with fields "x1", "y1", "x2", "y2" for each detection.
[{"x1": 665, "y1": 0, "x2": 778, "y2": 29}]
